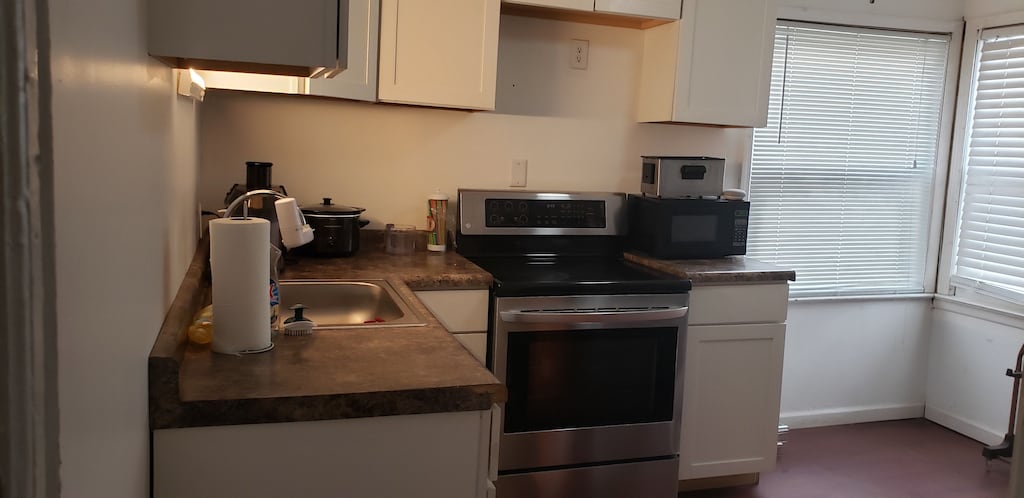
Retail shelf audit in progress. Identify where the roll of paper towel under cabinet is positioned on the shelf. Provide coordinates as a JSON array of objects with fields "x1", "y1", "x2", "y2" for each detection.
[{"x1": 209, "y1": 217, "x2": 273, "y2": 354}]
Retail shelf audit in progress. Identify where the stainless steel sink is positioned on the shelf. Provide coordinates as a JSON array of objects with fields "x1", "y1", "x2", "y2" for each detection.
[{"x1": 278, "y1": 279, "x2": 426, "y2": 329}]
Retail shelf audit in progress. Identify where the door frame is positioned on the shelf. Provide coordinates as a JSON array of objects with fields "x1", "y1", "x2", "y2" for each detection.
[{"x1": 1, "y1": 0, "x2": 60, "y2": 496}]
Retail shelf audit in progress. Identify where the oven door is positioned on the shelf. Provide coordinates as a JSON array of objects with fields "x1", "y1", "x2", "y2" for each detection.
[{"x1": 493, "y1": 293, "x2": 688, "y2": 472}]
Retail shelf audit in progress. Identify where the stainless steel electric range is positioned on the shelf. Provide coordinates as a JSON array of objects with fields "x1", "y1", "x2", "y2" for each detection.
[{"x1": 455, "y1": 189, "x2": 692, "y2": 498}]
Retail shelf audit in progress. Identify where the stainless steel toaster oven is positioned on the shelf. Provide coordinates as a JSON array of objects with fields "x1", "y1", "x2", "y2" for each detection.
[{"x1": 640, "y1": 156, "x2": 725, "y2": 198}]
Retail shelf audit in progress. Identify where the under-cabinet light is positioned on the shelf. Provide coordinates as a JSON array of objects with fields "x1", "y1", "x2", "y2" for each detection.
[{"x1": 176, "y1": 68, "x2": 206, "y2": 101}]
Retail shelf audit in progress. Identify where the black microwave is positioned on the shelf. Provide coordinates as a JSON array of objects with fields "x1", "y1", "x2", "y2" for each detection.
[{"x1": 627, "y1": 195, "x2": 749, "y2": 259}]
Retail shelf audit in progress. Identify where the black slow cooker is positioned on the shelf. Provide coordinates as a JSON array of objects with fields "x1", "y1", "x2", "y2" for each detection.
[{"x1": 298, "y1": 198, "x2": 368, "y2": 257}]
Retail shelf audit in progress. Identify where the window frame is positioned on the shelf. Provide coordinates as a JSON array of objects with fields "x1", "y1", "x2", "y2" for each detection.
[
  {"x1": 938, "y1": 10, "x2": 1024, "y2": 311},
  {"x1": 741, "y1": 12, "x2": 962, "y2": 299}
]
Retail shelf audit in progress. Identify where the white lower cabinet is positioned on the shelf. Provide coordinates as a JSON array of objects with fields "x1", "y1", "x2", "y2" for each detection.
[
  {"x1": 415, "y1": 289, "x2": 490, "y2": 365},
  {"x1": 154, "y1": 408, "x2": 497, "y2": 498},
  {"x1": 679, "y1": 283, "x2": 788, "y2": 481},
  {"x1": 454, "y1": 333, "x2": 488, "y2": 365}
]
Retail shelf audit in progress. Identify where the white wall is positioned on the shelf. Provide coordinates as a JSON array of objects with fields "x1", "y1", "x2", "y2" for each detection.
[
  {"x1": 198, "y1": 16, "x2": 749, "y2": 229},
  {"x1": 965, "y1": 0, "x2": 1022, "y2": 18},
  {"x1": 780, "y1": 299, "x2": 932, "y2": 428},
  {"x1": 779, "y1": 0, "x2": 964, "y2": 22},
  {"x1": 766, "y1": 0, "x2": 961, "y2": 429},
  {"x1": 922, "y1": 1, "x2": 1024, "y2": 445},
  {"x1": 49, "y1": 0, "x2": 199, "y2": 495},
  {"x1": 926, "y1": 305, "x2": 1024, "y2": 445}
]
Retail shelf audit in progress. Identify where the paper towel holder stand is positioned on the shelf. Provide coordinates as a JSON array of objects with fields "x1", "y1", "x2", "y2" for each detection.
[{"x1": 211, "y1": 189, "x2": 314, "y2": 356}]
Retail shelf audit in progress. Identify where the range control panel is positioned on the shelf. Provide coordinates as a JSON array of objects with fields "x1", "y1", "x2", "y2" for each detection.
[
  {"x1": 458, "y1": 189, "x2": 626, "y2": 236},
  {"x1": 485, "y1": 199, "x2": 606, "y2": 228}
]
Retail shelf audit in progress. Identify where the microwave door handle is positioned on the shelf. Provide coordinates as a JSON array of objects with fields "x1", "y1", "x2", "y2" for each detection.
[
  {"x1": 680, "y1": 165, "x2": 707, "y2": 180},
  {"x1": 499, "y1": 306, "x2": 688, "y2": 324}
]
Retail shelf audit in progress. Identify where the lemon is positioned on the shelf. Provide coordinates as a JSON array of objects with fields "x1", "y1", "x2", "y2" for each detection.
[{"x1": 188, "y1": 323, "x2": 213, "y2": 345}]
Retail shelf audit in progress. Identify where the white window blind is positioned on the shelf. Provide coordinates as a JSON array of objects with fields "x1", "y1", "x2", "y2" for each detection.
[
  {"x1": 748, "y1": 22, "x2": 949, "y2": 297},
  {"x1": 952, "y1": 25, "x2": 1024, "y2": 302}
]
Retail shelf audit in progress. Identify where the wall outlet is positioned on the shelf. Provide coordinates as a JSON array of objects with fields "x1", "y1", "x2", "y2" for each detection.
[
  {"x1": 570, "y1": 39, "x2": 589, "y2": 70},
  {"x1": 510, "y1": 159, "x2": 528, "y2": 187}
]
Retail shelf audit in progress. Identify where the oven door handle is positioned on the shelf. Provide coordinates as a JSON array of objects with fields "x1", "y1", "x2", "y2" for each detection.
[{"x1": 499, "y1": 306, "x2": 688, "y2": 324}]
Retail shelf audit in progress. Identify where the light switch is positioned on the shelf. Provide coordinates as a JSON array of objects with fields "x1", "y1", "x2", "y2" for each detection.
[{"x1": 510, "y1": 159, "x2": 528, "y2": 187}]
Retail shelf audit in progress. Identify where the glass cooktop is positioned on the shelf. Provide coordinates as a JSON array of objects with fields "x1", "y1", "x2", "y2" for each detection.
[{"x1": 467, "y1": 256, "x2": 692, "y2": 297}]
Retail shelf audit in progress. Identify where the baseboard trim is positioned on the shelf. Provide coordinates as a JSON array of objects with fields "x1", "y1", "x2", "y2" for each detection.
[
  {"x1": 924, "y1": 406, "x2": 1005, "y2": 445},
  {"x1": 780, "y1": 403, "x2": 924, "y2": 429},
  {"x1": 678, "y1": 473, "x2": 759, "y2": 492}
]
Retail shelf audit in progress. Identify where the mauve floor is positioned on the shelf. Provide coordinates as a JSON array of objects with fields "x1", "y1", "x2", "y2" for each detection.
[{"x1": 679, "y1": 419, "x2": 1010, "y2": 498}]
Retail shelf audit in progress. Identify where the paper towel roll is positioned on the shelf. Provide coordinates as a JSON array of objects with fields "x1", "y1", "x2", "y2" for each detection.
[{"x1": 209, "y1": 218, "x2": 273, "y2": 354}]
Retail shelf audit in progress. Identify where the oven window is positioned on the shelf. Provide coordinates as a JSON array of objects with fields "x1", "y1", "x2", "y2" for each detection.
[
  {"x1": 671, "y1": 215, "x2": 717, "y2": 243},
  {"x1": 504, "y1": 327, "x2": 678, "y2": 433}
]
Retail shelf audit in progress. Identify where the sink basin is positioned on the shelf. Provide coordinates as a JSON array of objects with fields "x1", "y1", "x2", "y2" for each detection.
[{"x1": 278, "y1": 280, "x2": 426, "y2": 329}]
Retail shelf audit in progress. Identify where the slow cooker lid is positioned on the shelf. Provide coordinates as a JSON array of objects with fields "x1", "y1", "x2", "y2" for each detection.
[{"x1": 301, "y1": 197, "x2": 365, "y2": 216}]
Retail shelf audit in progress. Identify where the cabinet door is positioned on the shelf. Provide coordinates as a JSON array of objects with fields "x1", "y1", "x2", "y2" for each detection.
[
  {"x1": 415, "y1": 290, "x2": 490, "y2": 366},
  {"x1": 638, "y1": 0, "x2": 776, "y2": 126},
  {"x1": 148, "y1": 0, "x2": 343, "y2": 77},
  {"x1": 378, "y1": 0, "x2": 501, "y2": 110},
  {"x1": 595, "y1": 0, "x2": 680, "y2": 19},
  {"x1": 679, "y1": 323, "x2": 785, "y2": 480},
  {"x1": 504, "y1": 0, "x2": 593, "y2": 10},
  {"x1": 415, "y1": 290, "x2": 489, "y2": 332},
  {"x1": 688, "y1": 283, "x2": 789, "y2": 325},
  {"x1": 155, "y1": 411, "x2": 489, "y2": 498},
  {"x1": 454, "y1": 332, "x2": 488, "y2": 365},
  {"x1": 308, "y1": 0, "x2": 381, "y2": 101},
  {"x1": 193, "y1": 0, "x2": 375, "y2": 98}
]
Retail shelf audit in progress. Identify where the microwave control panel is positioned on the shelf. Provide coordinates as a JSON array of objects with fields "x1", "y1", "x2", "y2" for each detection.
[
  {"x1": 485, "y1": 199, "x2": 606, "y2": 228},
  {"x1": 733, "y1": 209, "x2": 749, "y2": 247}
]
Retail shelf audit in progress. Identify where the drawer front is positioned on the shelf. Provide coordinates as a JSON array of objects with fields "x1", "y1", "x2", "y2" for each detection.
[
  {"x1": 415, "y1": 289, "x2": 489, "y2": 332},
  {"x1": 689, "y1": 283, "x2": 789, "y2": 325},
  {"x1": 454, "y1": 332, "x2": 487, "y2": 365}
]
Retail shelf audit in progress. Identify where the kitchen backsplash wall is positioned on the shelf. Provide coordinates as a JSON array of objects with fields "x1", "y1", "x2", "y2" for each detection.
[{"x1": 198, "y1": 15, "x2": 749, "y2": 229}]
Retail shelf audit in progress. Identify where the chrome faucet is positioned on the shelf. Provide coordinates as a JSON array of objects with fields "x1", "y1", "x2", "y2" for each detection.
[
  {"x1": 223, "y1": 189, "x2": 287, "y2": 219},
  {"x1": 223, "y1": 189, "x2": 314, "y2": 249}
]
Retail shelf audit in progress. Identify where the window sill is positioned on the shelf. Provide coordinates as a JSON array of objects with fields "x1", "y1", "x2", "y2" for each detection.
[
  {"x1": 933, "y1": 294, "x2": 1024, "y2": 330},
  {"x1": 790, "y1": 293, "x2": 934, "y2": 304}
]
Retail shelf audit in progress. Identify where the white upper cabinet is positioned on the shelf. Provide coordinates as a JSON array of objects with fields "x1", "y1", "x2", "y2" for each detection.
[
  {"x1": 638, "y1": 0, "x2": 776, "y2": 127},
  {"x1": 148, "y1": 0, "x2": 348, "y2": 77},
  {"x1": 595, "y1": 0, "x2": 680, "y2": 19},
  {"x1": 503, "y1": 0, "x2": 680, "y2": 21},
  {"x1": 195, "y1": 0, "x2": 378, "y2": 101},
  {"x1": 504, "y1": 0, "x2": 593, "y2": 11},
  {"x1": 308, "y1": 0, "x2": 381, "y2": 101},
  {"x1": 378, "y1": 0, "x2": 501, "y2": 110}
]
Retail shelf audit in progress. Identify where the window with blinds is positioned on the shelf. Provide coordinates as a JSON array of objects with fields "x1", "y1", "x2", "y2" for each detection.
[
  {"x1": 951, "y1": 25, "x2": 1024, "y2": 303},
  {"x1": 747, "y1": 21, "x2": 950, "y2": 297}
]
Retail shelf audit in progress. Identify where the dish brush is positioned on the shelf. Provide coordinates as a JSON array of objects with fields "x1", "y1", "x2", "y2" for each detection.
[{"x1": 282, "y1": 304, "x2": 316, "y2": 336}]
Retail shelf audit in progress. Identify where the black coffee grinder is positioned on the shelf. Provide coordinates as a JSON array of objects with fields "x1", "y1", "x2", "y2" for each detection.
[{"x1": 225, "y1": 161, "x2": 289, "y2": 270}]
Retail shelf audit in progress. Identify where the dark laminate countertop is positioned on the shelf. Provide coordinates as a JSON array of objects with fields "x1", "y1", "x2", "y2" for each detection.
[
  {"x1": 150, "y1": 231, "x2": 792, "y2": 430},
  {"x1": 625, "y1": 252, "x2": 796, "y2": 284},
  {"x1": 149, "y1": 231, "x2": 502, "y2": 430}
]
